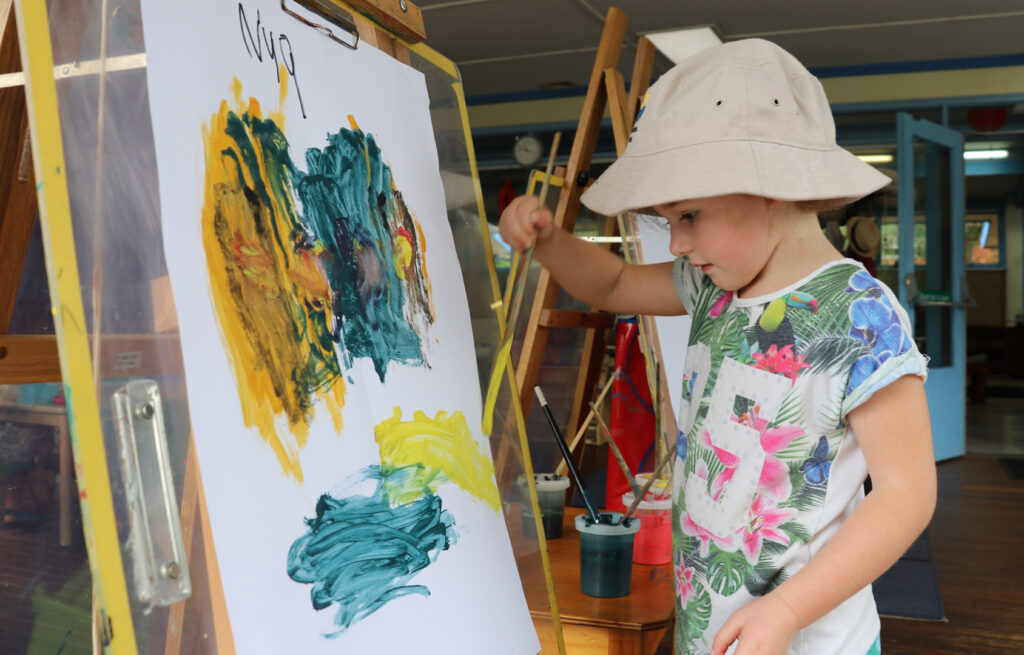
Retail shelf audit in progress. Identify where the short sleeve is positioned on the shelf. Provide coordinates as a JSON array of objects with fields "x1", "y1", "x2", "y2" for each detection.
[
  {"x1": 672, "y1": 256, "x2": 703, "y2": 314},
  {"x1": 840, "y1": 277, "x2": 928, "y2": 419}
]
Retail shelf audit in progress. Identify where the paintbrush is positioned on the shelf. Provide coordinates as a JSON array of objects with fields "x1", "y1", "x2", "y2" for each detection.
[
  {"x1": 480, "y1": 133, "x2": 562, "y2": 436},
  {"x1": 534, "y1": 385, "x2": 602, "y2": 524},
  {"x1": 555, "y1": 373, "x2": 615, "y2": 477},
  {"x1": 501, "y1": 131, "x2": 561, "y2": 332},
  {"x1": 588, "y1": 400, "x2": 640, "y2": 497},
  {"x1": 620, "y1": 449, "x2": 671, "y2": 526}
]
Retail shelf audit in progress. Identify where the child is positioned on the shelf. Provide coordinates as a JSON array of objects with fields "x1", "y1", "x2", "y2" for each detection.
[{"x1": 500, "y1": 39, "x2": 936, "y2": 655}]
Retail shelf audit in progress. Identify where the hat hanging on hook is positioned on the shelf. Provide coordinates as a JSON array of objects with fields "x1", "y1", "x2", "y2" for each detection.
[{"x1": 845, "y1": 215, "x2": 881, "y2": 258}]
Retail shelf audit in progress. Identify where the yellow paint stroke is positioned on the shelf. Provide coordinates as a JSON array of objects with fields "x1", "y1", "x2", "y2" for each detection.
[
  {"x1": 375, "y1": 407, "x2": 501, "y2": 512},
  {"x1": 202, "y1": 79, "x2": 345, "y2": 482},
  {"x1": 392, "y1": 232, "x2": 413, "y2": 279}
]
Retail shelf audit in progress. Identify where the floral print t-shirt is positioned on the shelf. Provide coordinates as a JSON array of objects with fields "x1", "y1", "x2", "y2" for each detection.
[{"x1": 670, "y1": 258, "x2": 927, "y2": 655}]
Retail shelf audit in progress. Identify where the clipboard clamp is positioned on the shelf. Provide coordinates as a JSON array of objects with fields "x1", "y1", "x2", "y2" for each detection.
[{"x1": 281, "y1": 0, "x2": 360, "y2": 50}]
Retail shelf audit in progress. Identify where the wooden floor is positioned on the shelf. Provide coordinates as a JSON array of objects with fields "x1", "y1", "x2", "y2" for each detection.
[{"x1": 880, "y1": 455, "x2": 1024, "y2": 655}]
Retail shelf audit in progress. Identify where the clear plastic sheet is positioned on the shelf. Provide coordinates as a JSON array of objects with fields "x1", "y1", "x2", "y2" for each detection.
[{"x1": 20, "y1": 0, "x2": 562, "y2": 652}]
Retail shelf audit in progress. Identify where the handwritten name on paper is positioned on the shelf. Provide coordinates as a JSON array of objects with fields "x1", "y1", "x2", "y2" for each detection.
[{"x1": 238, "y1": 2, "x2": 307, "y2": 118}]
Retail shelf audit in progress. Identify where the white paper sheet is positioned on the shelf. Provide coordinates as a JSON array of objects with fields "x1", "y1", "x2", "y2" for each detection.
[{"x1": 139, "y1": 1, "x2": 538, "y2": 652}]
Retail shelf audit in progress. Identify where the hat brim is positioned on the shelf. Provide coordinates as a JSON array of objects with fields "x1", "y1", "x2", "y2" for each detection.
[{"x1": 581, "y1": 140, "x2": 892, "y2": 216}]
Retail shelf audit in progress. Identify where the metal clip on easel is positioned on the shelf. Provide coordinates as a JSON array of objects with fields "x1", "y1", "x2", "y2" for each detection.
[{"x1": 281, "y1": 0, "x2": 360, "y2": 49}]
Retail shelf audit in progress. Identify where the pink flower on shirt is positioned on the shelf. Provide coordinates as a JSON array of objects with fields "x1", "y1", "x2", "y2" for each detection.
[
  {"x1": 732, "y1": 407, "x2": 804, "y2": 501},
  {"x1": 681, "y1": 461, "x2": 739, "y2": 557},
  {"x1": 709, "y1": 291, "x2": 734, "y2": 317},
  {"x1": 741, "y1": 495, "x2": 796, "y2": 564},
  {"x1": 751, "y1": 344, "x2": 810, "y2": 384},
  {"x1": 675, "y1": 559, "x2": 697, "y2": 606},
  {"x1": 697, "y1": 430, "x2": 736, "y2": 501}
]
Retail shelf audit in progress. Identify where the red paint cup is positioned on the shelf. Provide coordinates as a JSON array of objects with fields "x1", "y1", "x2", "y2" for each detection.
[{"x1": 621, "y1": 492, "x2": 672, "y2": 565}]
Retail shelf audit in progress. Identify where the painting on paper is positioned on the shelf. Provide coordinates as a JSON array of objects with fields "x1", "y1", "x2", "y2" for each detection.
[{"x1": 139, "y1": 0, "x2": 538, "y2": 652}]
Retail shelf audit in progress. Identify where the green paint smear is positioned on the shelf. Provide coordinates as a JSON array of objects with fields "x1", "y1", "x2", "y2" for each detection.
[
  {"x1": 211, "y1": 107, "x2": 433, "y2": 391},
  {"x1": 294, "y1": 126, "x2": 434, "y2": 381},
  {"x1": 287, "y1": 466, "x2": 455, "y2": 635}
]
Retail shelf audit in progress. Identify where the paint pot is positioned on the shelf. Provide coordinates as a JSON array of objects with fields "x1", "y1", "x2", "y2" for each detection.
[
  {"x1": 621, "y1": 492, "x2": 672, "y2": 565},
  {"x1": 634, "y1": 472, "x2": 670, "y2": 500},
  {"x1": 517, "y1": 474, "x2": 570, "y2": 539},
  {"x1": 575, "y1": 512, "x2": 640, "y2": 598}
]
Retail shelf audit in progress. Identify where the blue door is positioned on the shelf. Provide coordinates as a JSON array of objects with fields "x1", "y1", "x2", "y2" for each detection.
[{"x1": 896, "y1": 113, "x2": 966, "y2": 461}]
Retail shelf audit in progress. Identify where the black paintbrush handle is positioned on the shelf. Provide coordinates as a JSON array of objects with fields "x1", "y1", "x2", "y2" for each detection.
[{"x1": 535, "y1": 386, "x2": 602, "y2": 523}]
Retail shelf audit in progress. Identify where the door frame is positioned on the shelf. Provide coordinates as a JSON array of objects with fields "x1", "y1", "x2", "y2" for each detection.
[{"x1": 896, "y1": 112, "x2": 966, "y2": 462}]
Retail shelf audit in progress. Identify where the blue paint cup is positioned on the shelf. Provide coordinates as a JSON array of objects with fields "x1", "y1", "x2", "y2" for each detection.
[
  {"x1": 575, "y1": 512, "x2": 641, "y2": 598},
  {"x1": 518, "y1": 474, "x2": 570, "y2": 539}
]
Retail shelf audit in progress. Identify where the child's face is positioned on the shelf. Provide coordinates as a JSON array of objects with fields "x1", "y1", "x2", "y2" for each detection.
[{"x1": 654, "y1": 194, "x2": 777, "y2": 293}]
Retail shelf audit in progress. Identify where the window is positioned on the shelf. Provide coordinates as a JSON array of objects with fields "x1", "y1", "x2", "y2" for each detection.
[
  {"x1": 876, "y1": 211, "x2": 1003, "y2": 268},
  {"x1": 965, "y1": 215, "x2": 1000, "y2": 266}
]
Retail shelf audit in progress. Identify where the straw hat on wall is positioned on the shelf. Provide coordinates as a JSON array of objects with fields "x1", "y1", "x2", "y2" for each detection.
[{"x1": 845, "y1": 215, "x2": 881, "y2": 258}]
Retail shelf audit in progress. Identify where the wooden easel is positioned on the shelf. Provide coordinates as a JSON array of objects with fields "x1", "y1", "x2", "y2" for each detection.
[
  {"x1": 514, "y1": 7, "x2": 659, "y2": 454},
  {"x1": 0, "y1": 0, "x2": 47, "y2": 382}
]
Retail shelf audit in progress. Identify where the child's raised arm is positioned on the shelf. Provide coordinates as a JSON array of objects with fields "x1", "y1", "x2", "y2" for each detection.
[
  {"x1": 499, "y1": 194, "x2": 686, "y2": 316},
  {"x1": 711, "y1": 374, "x2": 936, "y2": 655}
]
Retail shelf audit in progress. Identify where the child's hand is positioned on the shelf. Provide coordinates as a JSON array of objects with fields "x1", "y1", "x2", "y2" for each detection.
[
  {"x1": 498, "y1": 195, "x2": 554, "y2": 251},
  {"x1": 710, "y1": 593, "x2": 801, "y2": 655}
]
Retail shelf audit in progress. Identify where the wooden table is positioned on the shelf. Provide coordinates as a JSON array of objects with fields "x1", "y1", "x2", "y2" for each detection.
[
  {"x1": 0, "y1": 402, "x2": 74, "y2": 546},
  {"x1": 519, "y1": 506, "x2": 674, "y2": 655}
]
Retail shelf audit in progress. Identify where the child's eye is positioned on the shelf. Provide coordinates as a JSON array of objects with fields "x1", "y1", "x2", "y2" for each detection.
[{"x1": 679, "y1": 211, "x2": 699, "y2": 222}]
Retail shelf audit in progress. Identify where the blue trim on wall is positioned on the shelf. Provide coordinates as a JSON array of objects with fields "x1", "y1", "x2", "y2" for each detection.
[
  {"x1": 465, "y1": 54, "x2": 1024, "y2": 107},
  {"x1": 467, "y1": 86, "x2": 588, "y2": 106},
  {"x1": 809, "y1": 53, "x2": 1024, "y2": 79},
  {"x1": 833, "y1": 93, "x2": 1024, "y2": 114}
]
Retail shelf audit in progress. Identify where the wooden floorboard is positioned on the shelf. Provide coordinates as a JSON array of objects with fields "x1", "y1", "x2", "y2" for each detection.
[{"x1": 880, "y1": 455, "x2": 1024, "y2": 655}]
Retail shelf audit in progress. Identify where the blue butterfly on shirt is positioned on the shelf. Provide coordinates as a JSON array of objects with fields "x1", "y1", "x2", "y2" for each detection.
[{"x1": 800, "y1": 436, "x2": 832, "y2": 485}]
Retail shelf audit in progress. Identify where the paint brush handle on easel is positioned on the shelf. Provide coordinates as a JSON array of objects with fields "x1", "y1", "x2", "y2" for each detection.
[
  {"x1": 589, "y1": 400, "x2": 640, "y2": 497},
  {"x1": 535, "y1": 385, "x2": 602, "y2": 524}
]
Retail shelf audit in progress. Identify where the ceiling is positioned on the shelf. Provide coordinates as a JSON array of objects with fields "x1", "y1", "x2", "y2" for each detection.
[
  {"x1": 417, "y1": 1, "x2": 1024, "y2": 204},
  {"x1": 418, "y1": 0, "x2": 1024, "y2": 97}
]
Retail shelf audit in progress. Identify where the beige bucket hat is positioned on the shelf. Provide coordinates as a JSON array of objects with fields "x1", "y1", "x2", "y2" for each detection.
[{"x1": 581, "y1": 39, "x2": 891, "y2": 216}]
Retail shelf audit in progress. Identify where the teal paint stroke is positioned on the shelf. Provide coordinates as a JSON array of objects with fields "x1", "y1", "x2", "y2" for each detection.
[
  {"x1": 295, "y1": 125, "x2": 434, "y2": 382},
  {"x1": 209, "y1": 106, "x2": 433, "y2": 395},
  {"x1": 287, "y1": 465, "x2": 456, "y2": 635}
]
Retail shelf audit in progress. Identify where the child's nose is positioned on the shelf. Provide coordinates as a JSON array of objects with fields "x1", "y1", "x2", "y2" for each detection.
[{"x1": 669, "y1": 226, "x2": 692, "y2": 257}]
